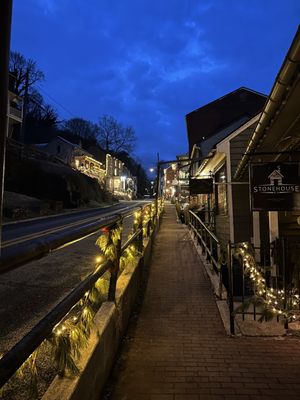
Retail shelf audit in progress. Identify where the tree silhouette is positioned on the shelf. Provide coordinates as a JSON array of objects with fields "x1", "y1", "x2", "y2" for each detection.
[
  {"x1": 64, "y1": 118, "x2": 99, "y2": 141},
  {"x1": 98, "y1": 115, "x2": 136, "y2": 154},
  {"x1": 9, "y1": 51, "x2": 44, "y2": 96}
]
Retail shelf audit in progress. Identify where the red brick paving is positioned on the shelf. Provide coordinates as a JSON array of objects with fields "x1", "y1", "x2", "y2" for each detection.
[{"x1": 106, "y1": 204, "x2": 300, "y2": 400}]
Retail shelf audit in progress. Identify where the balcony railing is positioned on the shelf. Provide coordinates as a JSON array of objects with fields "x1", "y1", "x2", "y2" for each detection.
[{"x1": 8, "y1": 91, "x2": 23, "y2": 122}]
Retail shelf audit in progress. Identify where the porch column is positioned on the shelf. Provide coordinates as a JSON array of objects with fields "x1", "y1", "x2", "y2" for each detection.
[
  {"x1": 252, "y1": 211, "x2": 260, "y2": 262},
  {"x1": 269, "y1": 211, "x2": 279, "y2": 278}
]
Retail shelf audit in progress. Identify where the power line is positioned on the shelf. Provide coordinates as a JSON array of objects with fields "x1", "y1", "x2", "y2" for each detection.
[{"x1": 36, "y1": 84, "x2": 77, "y2": 118}]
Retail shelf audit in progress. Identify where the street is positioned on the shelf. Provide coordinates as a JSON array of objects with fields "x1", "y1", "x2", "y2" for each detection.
[{"x1": 0, "y1": 201, "x2": 145, "y2": 272}]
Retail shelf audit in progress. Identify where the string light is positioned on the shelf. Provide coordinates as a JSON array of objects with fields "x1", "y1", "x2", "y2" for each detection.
[
  {"x1": 237, "y1": 242, "x2": 299, "y2": 322},
  {"x1": 83, "y1": 308, "x2": 88, "y2": 316},
  {"x1": 48, "y1": 200, "x2": 161, "y2": 375}
]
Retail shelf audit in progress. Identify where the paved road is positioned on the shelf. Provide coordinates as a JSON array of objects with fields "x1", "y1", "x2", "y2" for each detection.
[
  {"x1": 0, "y1": 201, "x2": 147, "y2": 272},
  {"x1": 105, "y1": 204, "x2": 300, "y2": 400},
  {"x1": 0, "y1": 201, "x2": 146, "y2": 354}
]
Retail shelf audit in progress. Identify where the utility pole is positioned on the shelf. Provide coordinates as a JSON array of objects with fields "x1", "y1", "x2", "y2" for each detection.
[
  {"x1": 0, "y1": 0, "x2": 13, "y2": 256},
  {"x1": 155, "y1": 152, "x2": 160, "y2": 219}
]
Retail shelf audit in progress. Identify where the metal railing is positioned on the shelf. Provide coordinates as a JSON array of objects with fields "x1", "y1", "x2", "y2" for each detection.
[
  {"x1": 188, "y1": 210, "x2": 222, "y2": 296},
  {"x1": 8, "y1": 105, "x2": 22, "y2": 120},
  {"x1": 186, "y1": 210, "x2": 300, "y2": 336},
  {"x1": 0, "y1": 199, "x2": 163, "y2": 390},
  {"x1": 188, "y1": 210, "x2": 221, "y2": 272},
  {"x1": 227, "y1": 239, "x2": 300, "y2": 334}
]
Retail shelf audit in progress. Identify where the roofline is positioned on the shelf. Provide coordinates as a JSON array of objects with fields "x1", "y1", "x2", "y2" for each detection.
[
  {"x1": 234, "y1": 25, "x2": 300, "y2": 179},
  {"x1": 216, "y1": 113, "x2": 261, "y2": 148},
  {"x1": 56, "y1": 135, "x2": 79, "y2": 148},
  {"x1": 193, "y1": 113, "x2": 261, "y2": 177},
  {"x1": 190, "y1": 144, "x2": 201, "y2": 159},
  {"x1": 185, "y1": 87, "x2": 267, "y2": 118}
]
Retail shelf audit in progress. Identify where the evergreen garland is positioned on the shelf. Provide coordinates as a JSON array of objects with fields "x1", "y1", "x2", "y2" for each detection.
[
  {"x1": 96, "y1": 222, "x2": 122, "y2": 263},
  {"x1": 1, "y1": 202, "x2": 162, "y2": 395},
  {"x1": 4, "y1": 348, "x2": 40, "y2": 399}
]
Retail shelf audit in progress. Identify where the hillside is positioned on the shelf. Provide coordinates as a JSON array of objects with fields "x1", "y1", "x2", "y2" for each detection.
[{"x1": 4, "y1": 151, "x2": 116, "y2": 219}]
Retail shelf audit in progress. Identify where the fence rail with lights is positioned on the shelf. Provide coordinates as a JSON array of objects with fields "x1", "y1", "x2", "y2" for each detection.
[
  {"x1": 0, "y1": 199, "x2": 164, "y2": 392},
  {"x1": 186, "y1": 210, "x2": 300, "y2": 336},
  {"x1": 227, "y1": 240, "x2": 300, "y2": 334}
]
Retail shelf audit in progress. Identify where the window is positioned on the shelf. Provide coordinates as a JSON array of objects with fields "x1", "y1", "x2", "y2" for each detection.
[{"x1": 217, "y1": 184, "x2": 227, "y2": 215}]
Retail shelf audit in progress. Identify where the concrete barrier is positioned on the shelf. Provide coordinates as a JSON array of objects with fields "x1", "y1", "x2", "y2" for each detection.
[{"x1": 42, "y1": 224, "x2": 158, "y2": 400}]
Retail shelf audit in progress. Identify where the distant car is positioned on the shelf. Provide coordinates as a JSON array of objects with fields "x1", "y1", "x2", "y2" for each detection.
[{"x1": 144, "y1": 194, "x2": 150, "y2": 199}]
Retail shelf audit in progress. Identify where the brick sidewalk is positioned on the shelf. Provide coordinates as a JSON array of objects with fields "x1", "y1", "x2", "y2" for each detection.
[{"x1": 105, "y1": 204, "x2": 300, "y2": 400}]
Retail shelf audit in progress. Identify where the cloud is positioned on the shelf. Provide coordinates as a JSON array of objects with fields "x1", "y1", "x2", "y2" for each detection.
[
  {"x1": 11, "y1": 0, "x2": 300, "y2": 169},
  {"x1": 34, "y1": 0, "x2": 58, "y2": 14}
]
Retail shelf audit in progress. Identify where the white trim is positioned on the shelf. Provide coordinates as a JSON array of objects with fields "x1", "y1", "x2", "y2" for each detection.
[
  {"x1": 269, "y1": 211, "x2": 279, "y2": 277},
  {"x1": 190, "y1": 144, "x2": 201, "y2": 159},
  {"x1": 252, "y1": 211, "x2": 261, "y2": 262},
  {"x1": 269, "y1": 211, "x2": 279, "y2": 242},
  {"x1": 226, "y1": 140, "x2": 235, "y2": 242},
  {"x1": 216, "y1": 113, "x2": 261, "y2": 149}
]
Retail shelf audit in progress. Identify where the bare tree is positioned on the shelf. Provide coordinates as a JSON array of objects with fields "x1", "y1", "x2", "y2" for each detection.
[
  {"x1": 98, "y1": 114, "x2": 136, "y2": 154},
  {"x1": 64, "y1": 117, "x2": 99, "y2": 140},
  {"x1": 9, "y1": 51, "x2": 45, "y2": 96},
  {"x1": 40, "y1": 104, "x2": 58, "y2": 126}
]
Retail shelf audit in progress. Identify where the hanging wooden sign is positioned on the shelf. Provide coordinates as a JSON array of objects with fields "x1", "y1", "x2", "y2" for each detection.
[
  {"x1": 250, "y1": 162, "x2": 300, "y2": 211},
  {"x1": 189, "y1": 178, "x2": 213, "y2": 194}
]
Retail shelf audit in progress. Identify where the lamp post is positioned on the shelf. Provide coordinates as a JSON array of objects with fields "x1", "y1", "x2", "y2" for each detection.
[
  {"x1": 155, "y1": 162, "x2": 161, "y2": 219},
  {"x1": 149, "y1": 153, "x2": 160, "y2": 219},
  {"x1": 150, "y1": 181, "x2": 154, "y2": 196}
]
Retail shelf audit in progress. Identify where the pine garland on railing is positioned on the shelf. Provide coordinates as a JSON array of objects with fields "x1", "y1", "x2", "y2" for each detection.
[
  {"x1": 1, "y1": 202, "x2": 163, "y2": 398},
  {"x1": 96, "y1": 223, "x2": 123, "y2": 263},
  {"x1": 142, "y1": 208, "x2": 151, "y2": 238},
  {"x1": 48, "y1": 275, "x2": 108, "y2": 377},
  {"x1": 3, "y1": 347, "x2": 40, "y2": 398}
]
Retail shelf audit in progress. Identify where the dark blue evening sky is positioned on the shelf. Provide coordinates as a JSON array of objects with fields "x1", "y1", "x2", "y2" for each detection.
[{"x1": 11, "y1": 0, "x2": 300, "y2": 169}]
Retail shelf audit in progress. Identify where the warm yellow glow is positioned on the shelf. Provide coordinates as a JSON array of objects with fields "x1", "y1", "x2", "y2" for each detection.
[{"x1": 239, "y1": 243, "x2": 300, "y2": 322}]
